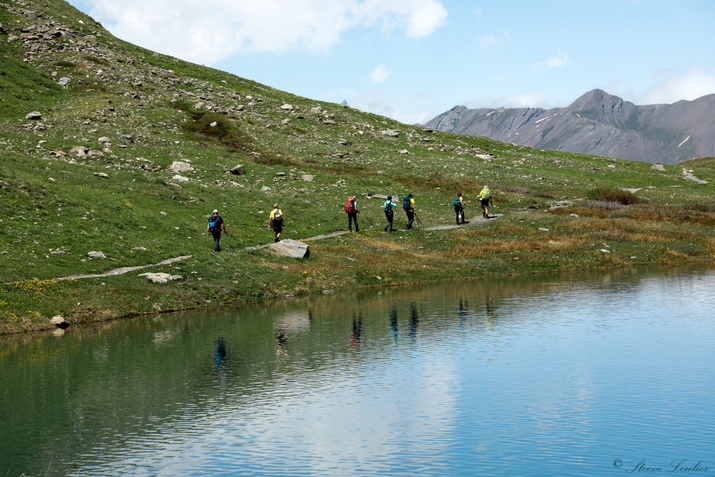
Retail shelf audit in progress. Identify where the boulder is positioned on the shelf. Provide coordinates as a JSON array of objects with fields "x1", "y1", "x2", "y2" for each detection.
[
  {"x1": 69, "y1": 146, "x2": 89, "y2": 156},
  {"x1": 169, "y1": 161, "x2": 194, "y2": 172},
  {"x1": 26, "y1": 111, "x2": 42, "y2": 120},
  {"x1": 138, "y1": 272, "x2": 183, "y2": 283},
  {"x1": 50, "y1": 315, "x2": 69, "y2": 329},
  {"x1": 269, "y1": 239, "x2": 310, "y2": 258},
  {"x1": 229, "y1": 164, "x2": 245, "y2": 175},
  {"x1": 381, "y1": 129, "x2": 400, "y2": 137}
]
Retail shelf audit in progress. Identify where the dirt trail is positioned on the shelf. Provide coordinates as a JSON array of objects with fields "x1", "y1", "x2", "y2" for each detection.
[{"x1": 50, "y1": 215, "x2": 498, "y2": 280}]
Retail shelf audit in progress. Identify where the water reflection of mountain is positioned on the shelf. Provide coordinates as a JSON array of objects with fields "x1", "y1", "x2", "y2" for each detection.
[{"x1": 1, "y1": 263, "x2": 713, "y2": 475}]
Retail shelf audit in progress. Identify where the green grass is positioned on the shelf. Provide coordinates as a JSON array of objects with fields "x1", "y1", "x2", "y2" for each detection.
[{"x1": 1, "y1": 0, "x2": 715, "y2": 333}]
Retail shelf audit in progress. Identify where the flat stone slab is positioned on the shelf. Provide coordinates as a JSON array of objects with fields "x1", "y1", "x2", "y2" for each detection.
[{"x1": 269, "y1": 239, "x2": 310, "y2": 258}]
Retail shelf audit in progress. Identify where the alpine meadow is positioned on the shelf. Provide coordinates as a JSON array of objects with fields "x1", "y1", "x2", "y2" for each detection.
[{"x1": 2, "y1": 0, "x2": 715, "y2": 334}]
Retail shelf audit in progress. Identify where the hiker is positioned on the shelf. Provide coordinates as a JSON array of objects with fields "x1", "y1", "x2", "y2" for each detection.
[
  {"x1": 206, "y1": 209, "x2": 227, "y2": 252},
  {"x1": 345, "y1": 196, "x2": 359, "y2": 232},
  {"x1": 383, "y1": 195, "x2": 398, "y2": 232},
  {"x1": 478, "y1": 185, "x2": 492, "y2": 218},
  {"x1": 453, "y1": 193, "x2": 466, "y2": 224},
  {"x1": 402, "y1": 193, "x2": 416, "y2": 230},
  {"x1": 268, "y1": 204, "x2": 285, "y2": 242}
]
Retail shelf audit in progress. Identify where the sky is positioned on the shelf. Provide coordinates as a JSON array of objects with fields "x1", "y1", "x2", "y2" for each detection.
[{"x1": 67, "y1": 0, "x2": 715, "y2": 125}]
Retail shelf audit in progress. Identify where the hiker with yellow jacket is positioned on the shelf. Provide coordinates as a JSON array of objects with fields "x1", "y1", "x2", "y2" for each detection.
[{"x1": 478, "y1": 185, "x2": 492, "y2": 219}]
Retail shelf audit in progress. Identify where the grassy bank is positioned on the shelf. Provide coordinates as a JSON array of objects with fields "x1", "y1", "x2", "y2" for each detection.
[{"x1": 2, "y1": 0, "x2": 715, "y2": 334}]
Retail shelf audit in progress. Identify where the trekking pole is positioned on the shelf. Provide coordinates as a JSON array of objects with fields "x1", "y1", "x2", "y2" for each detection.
[{"x1": 414, "y1": 210, "x2": 422, "y2": 226}]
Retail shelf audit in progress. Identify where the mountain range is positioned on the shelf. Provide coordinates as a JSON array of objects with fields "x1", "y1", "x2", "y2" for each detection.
[{"x1": 424, "y1": 89, "x2": 715, "y2": 164}]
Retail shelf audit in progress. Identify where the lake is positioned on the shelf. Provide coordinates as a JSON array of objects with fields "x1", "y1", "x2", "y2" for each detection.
[{"x1": 2, "y1": 265, "x2": 714, "y2": 476}]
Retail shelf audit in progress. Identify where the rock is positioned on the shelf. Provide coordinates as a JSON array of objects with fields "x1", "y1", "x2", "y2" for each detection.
[
  {"x1": 50, "y1": 315, "x2": 69, "y2": 329},
  {"x1": 172, "y1": 175, "x2": 190, "y2": 182},
  {"x1": 120, "y1": 134, "x2": 134, "y2": 143},
  {"x1": 26, "y1": 111, "x2": 42, "y2": 120},
  {"x1": 98, "y1": 137, "x2": 111, "y2": 144},
  {"x1": 381, "y1": 129, "x2": 400, "y2": 137},
  {"x1": 229, "y1": 164, "x2": 245, "y2": 175},
  {"x1": 169, "y1": 161, "x2": 194, "y2": 172},
  {"x1": 261, "y1": 186, "x2": 271, "y2": 191},
  {"x1": 280, "y1": 104, "x2": 295, "y2": 111},
  {"x1": 138, "y1": 272, "x2": 183, "y2": 283},
  {"x1": 69, "y1": 146, "x2": 89, "y2": 156},
  {"x1": 301, "y1": 175, "x2": 313, "y2": 182},
  {"x1": 58, "y1": 77, "x2": 71, "y2": 86},
  {"x1": 88, "y1": 251, "x2": 106, "y2": 259},
  {"x1": 398, "y1": 149, "x2": 410, "y2": 154},
  {"x1": 94, "y1": 172, "x2": 109, "y2": 178},
  {"x1": 269, "y1": 239, "x2": 310, "y2": 258}
]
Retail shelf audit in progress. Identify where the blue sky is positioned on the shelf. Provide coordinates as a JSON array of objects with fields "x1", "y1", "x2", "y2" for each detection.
[{"x1": 68, "y1": 0, "x2": 715, "y2": 124}]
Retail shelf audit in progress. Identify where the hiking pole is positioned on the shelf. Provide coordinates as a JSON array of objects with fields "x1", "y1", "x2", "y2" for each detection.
[{"x1": 414, "y1": 210, "x2": 422, "y2": 226}]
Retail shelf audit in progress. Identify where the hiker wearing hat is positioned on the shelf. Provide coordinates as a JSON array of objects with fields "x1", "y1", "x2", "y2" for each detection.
[
  {"x1": 268, "y1": 204, "x2": 285, "y2": 242},
  {"x1": 383, "y1": 195, "x2": 398, "y2": 232},
  {"x1": 207, "y1": 209, "x2": 227, "y2": 252},
  {"x1": 478, "y1": 185, "x2": 492, "y2": 219},
  {"x1": 344, "y1": 196, "x2": 360, "y2": 232}
]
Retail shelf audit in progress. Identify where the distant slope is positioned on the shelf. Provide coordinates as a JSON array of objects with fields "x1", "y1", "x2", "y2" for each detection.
[{"x1": 424, "y1": 89, "x2": 715, "y2": 164}]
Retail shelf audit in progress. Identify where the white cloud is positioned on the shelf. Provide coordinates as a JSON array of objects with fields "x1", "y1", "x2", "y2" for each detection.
[
  {"x1": 80, "y1": 0, "x2": 448, "y2": 64},
  {"x1": 477, "y1": 32, "x2": 508, "y2": 50},
  {"x1": 641, "y1": 67, "x2": 715, "y2": 104},
  {"x1": 532, "y1": 50, "x2": 570, "y2": 69},
  {"x1": 369, "y1": 65, "x2": 392, "y2": 83}
]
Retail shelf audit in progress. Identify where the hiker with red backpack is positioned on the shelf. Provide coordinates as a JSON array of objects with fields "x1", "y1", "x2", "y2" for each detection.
[{"x1": 345, "y1": 196, "x2": 359, "y2": 232}]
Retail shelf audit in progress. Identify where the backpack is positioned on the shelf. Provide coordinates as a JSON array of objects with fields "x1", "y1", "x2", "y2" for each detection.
[
  {"x1": 453, "y1": 196, "x2": 462, "y2": 206},
  {"x1": 384, "y1": 200, "x2": 394, "y2": 213},
  {"x1": 273, "y1": 211, "x2": 283, "y2": 225},
  {"x1": 403, "y1": 196, "x2": 412, "y2": 210},
  {"x1": 345, "y1": 197, "x2": 356, "y2": 213},
  {"x1": 208, "y1": 215, "x2": 221, "y2": 232}
]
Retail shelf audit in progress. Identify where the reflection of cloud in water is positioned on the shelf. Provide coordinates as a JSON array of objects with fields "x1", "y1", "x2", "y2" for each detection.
[{"x1": 273, "y1": 309, "x2": 312, "y2": 334}]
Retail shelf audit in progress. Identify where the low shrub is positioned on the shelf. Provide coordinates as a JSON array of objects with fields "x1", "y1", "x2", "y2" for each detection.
[{"x1": 586, "y1": 188, "x2": 642, "y2": 205}]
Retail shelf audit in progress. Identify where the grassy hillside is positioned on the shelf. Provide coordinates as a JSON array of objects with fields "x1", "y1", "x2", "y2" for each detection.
[{"x1": 2, "y1": 0, "x2": 715, "y2": 334}]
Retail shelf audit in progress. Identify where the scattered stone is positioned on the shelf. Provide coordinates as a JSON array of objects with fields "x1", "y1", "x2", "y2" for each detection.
[
  {"x1": 58, "y1": 77, "x2": 71, "y2": 86},
  {"x1": 98, "y1": 137, "x2": 111, "y2": 144},
  {"x1": 50, "y1": 315, "x2": 69, "y2": 329},
  {"x1": 398, "y1": 149, "x2": 410, "y2": 154},
  {"x1": 88, "y1": 251, "x2": 106, "y2": 259},
  {"x1": 261, "y1": 186, "x2": 271, "y2": 191},
  {"x1": 269, "y1": 239, "x2": 310, "y2": 258},
  {"x1": 381, "y1": 129, "x2": 400, "y2": 137},
  {"x1": 301, "y1": 175, "x2": 313, "y2": 182},
  {"x1": 170, "y1": 161, "x2": 194, "y2": 172},
  {"x1": 682, "y1": 169, "x2": 708, "y2": 184},
  {"x1": 538, "y1": 228, "x2": 550, "y2": 232},
  {"x1": 322, "y1": 290, "x2": 334, "y2": 294},
  {"x1": 651, "y1": 164, "x2": 666, "y2": 171},
  {"x1": 120, "y1": 134, "x2": 134, "y2": 143},
  {"x1": 26, "y1": 111, "x2": 42, "y2": 120},
  {"x1": 229, "y1": 164, "x2": 245, "y2": 175},
  {"x1": 94, "y1": 172, "x2": 109, "y2": 178},
  {"x1": 69, "y1": 146, "x2": 89, "y2": 156},
  {"x1": 171, "y1": 175, "x2": 190, "y2": 182},
  {"x1": 138, "y1": 272, "x2": 183, "y2": 283},
  {"x1": 280, "y1": 104, "x2": 295, "y2": 111}
]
